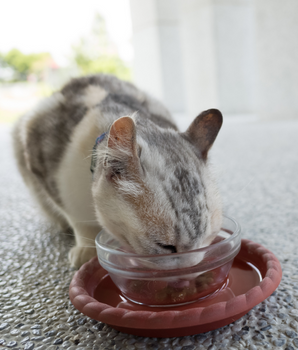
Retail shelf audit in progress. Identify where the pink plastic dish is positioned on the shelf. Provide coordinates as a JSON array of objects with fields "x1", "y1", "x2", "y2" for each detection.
[{"x1": 69, "y1": 239, "x2": 282, "y2": 338}]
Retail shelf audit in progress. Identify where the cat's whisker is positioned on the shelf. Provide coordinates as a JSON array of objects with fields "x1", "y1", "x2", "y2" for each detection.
[
  {"x1": 225, "y1": 176, "x2": 255, "y2": 205},
  {"x1": 74, "y1": 220, "x2": 98, "y2": 223},
  {"x1": 75, "y1": 245, "x2": 96, "y2": 249},
  {"x1": 63, "y1": 233, "x2": 96, "y2": 243},
  {"x1": 62, "y1": 232, "x2": 74, "y2": 237},
  {"x1": 84, "y1": 152, "x2": 94, "y2": 161}
]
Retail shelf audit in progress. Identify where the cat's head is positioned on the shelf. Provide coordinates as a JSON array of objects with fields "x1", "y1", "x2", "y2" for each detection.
[{"x1": 92, "y1": 109, "x2": 223, "y2": 265}]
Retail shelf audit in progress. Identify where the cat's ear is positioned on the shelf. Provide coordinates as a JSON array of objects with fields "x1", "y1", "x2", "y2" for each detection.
[
  {"x1": 184, "y1": 109, "x2": 222, "y2": 159},
  {"x1": 105, "y1": 116, "x2": 139, "y2": 182},
  {"x1": 107, "y1": 116, "x2": 137, "y2": 155}
]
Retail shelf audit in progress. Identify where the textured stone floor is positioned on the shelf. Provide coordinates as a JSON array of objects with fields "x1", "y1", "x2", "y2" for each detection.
[{"x1": 0, "y1": 117, "x2": 298, "y2": 350}]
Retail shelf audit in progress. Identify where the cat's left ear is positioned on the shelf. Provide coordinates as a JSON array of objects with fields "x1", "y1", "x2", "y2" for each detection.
[{"x1": 184, "y1": 109, "x2": 223, "y2": 160}]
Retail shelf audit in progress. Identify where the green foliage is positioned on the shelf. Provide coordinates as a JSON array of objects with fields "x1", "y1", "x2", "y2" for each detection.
[
  {"x1": 0, "y1": 53, "x2": 5, "y2": 65},
  {"x1": 74, "y1": 55, "x2": 131, "y2": 81},
  {"x1": 0, "y1": 49, "x2": 51, "y2": 80},
  {"x1": 5, "y1": 49, "x2": 32, "y2": 77},
  {"x1": 72, "y1": 13, "x2": 131, "y2": 81}
]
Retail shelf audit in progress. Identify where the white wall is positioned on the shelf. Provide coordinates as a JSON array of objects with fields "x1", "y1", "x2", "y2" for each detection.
[
  {"x1": 178, "y1": 0, "x2": 217, "y2": 119},
  {"x1": 130, "y1": 0, "x2": 298, "y2": 120},
  {"x1": 214, "y1": 0, "x2": 255, "y2": 114},
  {"x1": 176, "y1": 0, "x2": 256, "y2": 118},
  {"x1": 254, "y1": 0, "x2": 298, "y2": 119},
  {"x1": 130, "y1": 0, "x2": 185, "y2": 113}
]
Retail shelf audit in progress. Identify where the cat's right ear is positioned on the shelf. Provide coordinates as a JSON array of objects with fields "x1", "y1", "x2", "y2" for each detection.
[
  {"x1": 107, "y1": 116, "x2": 137, "y2": 156},
  {"x1": 105, "y1": 116, "x2": 140, "y2": 182},
  {"x1": 184, "y1": 109, "x2": 223, "y2": 160}
]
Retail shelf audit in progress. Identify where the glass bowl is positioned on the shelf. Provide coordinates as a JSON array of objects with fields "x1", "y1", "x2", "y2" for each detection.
[{"x1": 95, "y1": 215, "x2": 241, "y2": 307}]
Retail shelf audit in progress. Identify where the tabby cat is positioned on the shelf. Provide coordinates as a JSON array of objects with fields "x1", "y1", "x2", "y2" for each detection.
[{"x1": 13, "y1": 74, "x2": 223, "y2": 267}]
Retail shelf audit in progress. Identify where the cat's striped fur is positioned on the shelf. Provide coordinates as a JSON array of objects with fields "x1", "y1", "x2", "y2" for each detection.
[{"x1": 13, "y1": 74, "x2": 222, "y2": 267}]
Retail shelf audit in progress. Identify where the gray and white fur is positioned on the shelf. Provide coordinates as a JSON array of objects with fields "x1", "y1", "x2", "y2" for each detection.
[{"x1": 12, "y1": 74, "x2": 223, "y2": 268}]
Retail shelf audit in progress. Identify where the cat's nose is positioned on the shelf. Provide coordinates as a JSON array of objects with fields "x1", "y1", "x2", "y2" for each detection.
[{"x1": 158, "y1": 244, "x2": 177, "y2": 254}]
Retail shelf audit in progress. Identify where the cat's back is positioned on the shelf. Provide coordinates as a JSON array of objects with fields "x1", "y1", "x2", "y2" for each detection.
[
  {"x1": 13, "y1": 74, "x2": 176, "y2": 184},
  {"x1": 16, "y1": 74, "x2": 172, "y2": 147},
  {"x1": 60, "y1": 74, "x2": 176, "y2": 130}
]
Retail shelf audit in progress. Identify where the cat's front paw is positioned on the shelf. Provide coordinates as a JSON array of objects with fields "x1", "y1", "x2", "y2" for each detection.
[{"x1": 68, "y1": 246, "x2": 97, "y2": 268}]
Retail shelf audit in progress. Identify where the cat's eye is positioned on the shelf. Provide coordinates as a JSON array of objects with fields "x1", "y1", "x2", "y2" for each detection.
[
  {"x1": 138, "y1": 146, "x2": 142, "y2": 158},
  {"x1": 157, "y1": 243, "x2": 177, "y2": 254},
  {"x1": 138, "y1": 147, "x2": 146, "y2": 174}
]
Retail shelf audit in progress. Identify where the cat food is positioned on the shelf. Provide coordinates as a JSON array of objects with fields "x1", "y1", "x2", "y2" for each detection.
[
  {"x1": 96, "y1": 216, "x2": 241, "y2": 307},
  {"x1": 124, "y1": 271, "x2": 218, "y2": 305}
]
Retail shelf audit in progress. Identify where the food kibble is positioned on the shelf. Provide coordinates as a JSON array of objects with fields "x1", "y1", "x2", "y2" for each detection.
[{"x1": 126, "y1": 270, "x2": 217, "y2": 305}]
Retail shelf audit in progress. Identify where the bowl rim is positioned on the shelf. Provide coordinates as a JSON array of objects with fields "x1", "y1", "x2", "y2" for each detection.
[{"x1": 95, "y1": 215, "x2": 241, "y2": 259}]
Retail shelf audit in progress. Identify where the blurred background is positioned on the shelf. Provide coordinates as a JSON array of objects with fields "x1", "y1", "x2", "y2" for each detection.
[
  {"x1": 0, "y1": 0, "x2": 132, "y2": 123},
  {"x1": 1, "y1": 0, "x2": 298, "y2": 127}
]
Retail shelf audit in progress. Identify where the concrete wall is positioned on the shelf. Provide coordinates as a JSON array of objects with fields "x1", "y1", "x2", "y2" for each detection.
[
  {"x1": 213, "y1": 0, "x2": 255, "y2": 115},
  {"x1": 178, "y1": 0, "x2": 255, "y2": 118},
  {"x1": 177, "y1": 0, "x2": 217, "y2": 119},
  {"x1": 130, "y1": 0, "x2": 298, "y2": 120},
  {"x1": 130, "y1": 0, "x2": 185, "y2": 113},
  {"x1": 254, "y1": 0, "x2": 298, "y2": 119}
]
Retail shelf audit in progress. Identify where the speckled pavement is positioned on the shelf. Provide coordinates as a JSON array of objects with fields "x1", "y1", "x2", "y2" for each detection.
[{"x1": 1, "y1": 118, "x2": 298, "y2": 350}]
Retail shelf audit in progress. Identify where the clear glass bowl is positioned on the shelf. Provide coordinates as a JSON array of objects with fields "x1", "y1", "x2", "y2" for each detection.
[{"x1": 95, "y1": 215, "x2": 241, "y2": 307}]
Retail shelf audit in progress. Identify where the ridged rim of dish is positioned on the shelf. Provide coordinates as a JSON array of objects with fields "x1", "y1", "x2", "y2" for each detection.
[{"x1": 69, "y1": 239, "x2": 282, "y2": 330}]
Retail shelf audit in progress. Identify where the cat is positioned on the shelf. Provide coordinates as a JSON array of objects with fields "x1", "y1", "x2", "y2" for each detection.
[{"x1": 12, "y1": 74, "x2": 223, "y2": 268}]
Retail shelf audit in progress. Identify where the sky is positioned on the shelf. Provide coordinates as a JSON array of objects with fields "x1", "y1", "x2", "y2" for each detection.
[{"x1": 0, "y1": 0, "x2": 133, "y2": 66}]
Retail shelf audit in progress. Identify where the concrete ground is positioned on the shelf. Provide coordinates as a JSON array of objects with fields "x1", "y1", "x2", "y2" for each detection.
[{"x1": 0, "y1": 117, "x2": 298, "y2": 349}]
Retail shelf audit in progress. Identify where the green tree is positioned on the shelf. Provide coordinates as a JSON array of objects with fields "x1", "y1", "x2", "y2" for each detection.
[
  {"x1": 0, "y1": 53, "x2": 6, "y2": 66},
  {"x1": 72, "y1": 13, "x2": 131, "y2": 81},
  {"x1": 1, "y1": 49, "x2": 52, "y2": 80}
]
